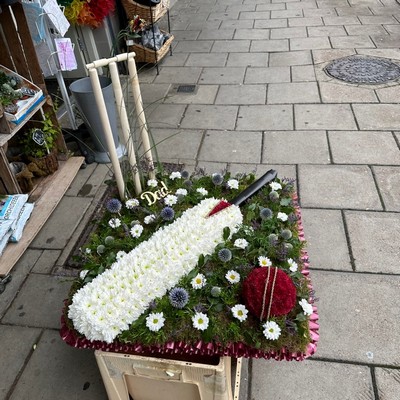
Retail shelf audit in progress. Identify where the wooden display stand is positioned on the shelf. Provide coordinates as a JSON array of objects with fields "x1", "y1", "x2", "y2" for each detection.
[
  {"x1": 95, "y1": 351, "x2": 241, "y2": 400},
  {"x1": 0, "y1": 3, "x2": 83, "y2": 276}
]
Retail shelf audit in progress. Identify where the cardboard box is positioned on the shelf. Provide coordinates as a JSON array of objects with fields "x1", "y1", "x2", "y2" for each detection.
[{"x1": 95, "y1": 351, "x2": 233, "y2": 400}]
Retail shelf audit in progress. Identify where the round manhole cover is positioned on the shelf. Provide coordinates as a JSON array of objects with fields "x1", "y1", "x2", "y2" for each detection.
[{"x1": 324, "y1": 56, "x2": 400, "y2": 84}]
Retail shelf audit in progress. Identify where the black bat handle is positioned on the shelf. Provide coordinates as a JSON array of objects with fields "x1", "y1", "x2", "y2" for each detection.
[{"x1": 230, "y1": 169, "x2": 278, "y2": 207}]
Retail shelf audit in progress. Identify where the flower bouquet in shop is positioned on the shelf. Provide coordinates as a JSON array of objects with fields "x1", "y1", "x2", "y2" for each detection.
[{"x1": 61, "y1": 168, "x2": 319, "y2": 361}]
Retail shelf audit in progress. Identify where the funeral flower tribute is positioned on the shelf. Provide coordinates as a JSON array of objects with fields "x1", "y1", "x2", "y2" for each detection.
[{"x1": 61, "y1": 169, "x2": 319, "y2": 360}]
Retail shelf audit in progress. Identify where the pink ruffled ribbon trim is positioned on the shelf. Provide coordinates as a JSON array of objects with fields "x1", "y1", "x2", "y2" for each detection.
[{"x1": 60, "y1": 193, "x2": 319, "y2": 361}]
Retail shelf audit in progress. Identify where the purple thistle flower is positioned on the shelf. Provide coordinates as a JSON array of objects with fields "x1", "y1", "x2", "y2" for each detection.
[
  {"x1": 288, "y1": 213, "x2": 298, "y2": 223},
  {"x1": 212, "y1": 173, "x2": 224, "y2": 185},
  {"x1": 218, "y1": 248, "x2": 232, "y2": 262},
  {"x1": 106, "y1": 198, "x2": 122, "y2": 213},
  {"x1": 161, "y1": 207, "x2": 175, "y2": 221},
  {"x1": 181, "y1": 170, "x2": 190, "y2": 179},
  {"x1": 169, "y1": 287, "x2": 189, "y2": 309},
  {"x1": 260, "y1": 208, "x2": 272, "y2": 220}
]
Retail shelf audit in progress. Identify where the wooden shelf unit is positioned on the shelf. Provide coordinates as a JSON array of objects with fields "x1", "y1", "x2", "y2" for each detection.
[{"x1": 0, "y1": 3, "x2": 83, "y2": 275}]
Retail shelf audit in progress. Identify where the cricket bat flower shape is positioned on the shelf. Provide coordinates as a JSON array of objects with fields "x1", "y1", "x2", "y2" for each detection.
[{"x1": 68, "y1": 198, "x2": 243, "y2": 343}]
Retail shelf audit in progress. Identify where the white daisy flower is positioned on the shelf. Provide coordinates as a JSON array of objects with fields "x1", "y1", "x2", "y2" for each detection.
[
  {"x1": 116, "y1": 251, "x2": 127, "y2": 261},
  {"x1": 85, "y1": 248, "x2": 91, "y2": 254},
  {"x1": 234, "y1": 238, "x2": 248, "y2": 249},
  {"x1": 225, "y1": 270, "x2": 240, "y2": 284},
  {"x1": 196, "y1": 187, "x2": 208, "y2": 196},
  {"x1": 269, "y1": 182, "x2": 282, "y2": 191},
  {"x1": 108, "y1": 218, "x2": 121, "y2": 229},
  {"x1": 277, "y1": 212, "x2": 288, "y2": 222},
  {"x1": 192, "y1": 312, "x2": 209, "y2": 331},
  {"x1": 263, "y1": 321, "x2": 281, "y2": 340},
  {"x1": 231, "y1": 304, "x2": 248, "y2": 322},
  {"x1": 79, "y1": 270, "x2": 88, "y2": 280},
  {"x1": 176, "y1": 188, "x2": 187, "y2": 196},
  {"x1": 227, "y1": 179, "x2": 239, "y2": 189},
  {"x1": 299, "y1": 299, "x2": 313, "y2": 316},
  {"x1": 147, "y1": 179, "x2": 158, "y2": 188},
  {"x1": 146, "y1": 312, "x2": 165, "y2": 332},
  {"x1": 288, "y1": 258, "x2": 298, "y2": 272},
  {"x1": 164, "y1": 195, "x2": 178, "y2": 206},
  {"x1": 191, "y1": 273, "x2": 207, "y2": 289},
  {"x1": 125, "y1": 198, "x2": 139, "y2": 209},
  {"x1": 130, "y1": 224, "x2": 144, "y2": 238},
  {"x1": 258, "y1": 256, "x2": 272, "y2": 267},
  {"x1": 144, "y1": 214, "x2": 156, "y2": 224},
  {"x1": 169, "y1": 171, "x2": 182, "y2": 180}
]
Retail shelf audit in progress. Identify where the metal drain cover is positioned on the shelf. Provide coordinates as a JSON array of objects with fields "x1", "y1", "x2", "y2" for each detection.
[
  {"x1": 324, "y1": 56, "x2": 400, "y2": 84},
  {"x1": 177, "y1": 85, "x2": 196, "y2": 93}
]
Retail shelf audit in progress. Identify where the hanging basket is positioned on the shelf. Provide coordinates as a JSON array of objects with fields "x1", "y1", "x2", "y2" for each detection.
[
  {"x1": 128, "y1": 33, "x2": 174, "y2": 64},
  {"x1": 121, "y1": 0, "x2": 169, "y2": 21}
]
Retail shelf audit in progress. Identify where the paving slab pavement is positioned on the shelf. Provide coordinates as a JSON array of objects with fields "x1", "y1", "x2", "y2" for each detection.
[{"x1": 2, "y1": 0, "x2": 400, "y2": 398}]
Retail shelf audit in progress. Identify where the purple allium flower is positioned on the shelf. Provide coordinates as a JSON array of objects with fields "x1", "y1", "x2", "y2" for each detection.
[
  {"x1": 260, "y1": 208, "x2": 273, "y2": 220},
  {"x1": 184, "y1": 180, "x2": 193, "y2": 188},
  {"x1": 106, "y1": 198, "x2": 122, "y2": 213},
  {"x1": 169, "y1": 287, "x2": 189, "y2": 309},
  {"x1": 288, "y1": 213, "x2": 298, "y2": 223},
  {"x1": 276, "y1": 244, "x2": 288, "y2": 261},
  {"x1": 160, "y1": 207, "x2": 175, "y2": 221},
  {"x1": 218, "y1": 248, "x2": 232, "y2": 262}
]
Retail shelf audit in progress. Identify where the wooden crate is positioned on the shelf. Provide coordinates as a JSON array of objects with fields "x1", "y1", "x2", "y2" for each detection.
[{"x1": 95, "y1": 351, "x2": 235, "y2": 400}]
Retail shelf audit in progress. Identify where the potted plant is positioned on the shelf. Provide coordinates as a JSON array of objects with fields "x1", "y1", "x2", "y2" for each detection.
[
  {"x1": 112, "y1": 14, "x2": 147, "y2": 55},
  {"x1": 0, "y1": 71, "x2": 22, "y2": 114},
  {"x1": 20, "y1": 113, "x2": 60, "y2": 176}
]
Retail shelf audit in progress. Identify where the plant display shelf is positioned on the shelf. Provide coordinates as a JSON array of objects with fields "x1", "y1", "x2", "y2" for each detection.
[
  {"x1": 0, "y1": 3, "x2": 83, "y2": 276},
  {"x1": 0, "y1": 98, "x2": 46, "y2": 146}
]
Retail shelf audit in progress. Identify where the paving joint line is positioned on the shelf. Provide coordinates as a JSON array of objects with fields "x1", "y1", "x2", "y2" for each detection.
[
  {"x1": 309, "y1": 267, "x2": 400, "y2": 277},
  {"x1": 369, "y1": 164, "x2": 387, "y2": 212},
  {"x1": 341, "y1": 209, "x2": 358, "y2": 272},
  {"x1": 370, "y1": 366, "x2": 381, "y2": 400},
  {"x1": 312, "y1": 356, "x2": 400, "y2": 369}
]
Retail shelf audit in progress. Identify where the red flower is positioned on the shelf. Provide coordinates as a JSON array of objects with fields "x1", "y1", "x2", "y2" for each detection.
[{"x1": 242, "y1": 267, "x2": 296, "y2": 319}]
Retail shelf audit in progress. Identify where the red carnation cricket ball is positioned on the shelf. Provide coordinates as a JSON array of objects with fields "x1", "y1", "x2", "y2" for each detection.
[{"x1": 242, "y1": 267, "x2": 296, "y2": 319}]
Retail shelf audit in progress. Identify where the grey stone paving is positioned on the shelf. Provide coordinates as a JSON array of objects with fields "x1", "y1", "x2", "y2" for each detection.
[{"x1": 2, "y1": 0, "x2": 400, "y2": 398}]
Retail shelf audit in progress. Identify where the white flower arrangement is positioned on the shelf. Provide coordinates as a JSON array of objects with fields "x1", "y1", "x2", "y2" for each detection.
[
  {"x1": 196, "y1": 187, "x2": 208, "y2": 196},
  {"x1": 164, "y1": 194, "x2": 178, "y2": 206},
  {"x1": 226, "y1": 270, "x2": 240, "y2": 284},
  {"x1": 108, "y1": 218, "x2": 121, "y2": 228},
  {"x1": 277, "y1": 212, "x2": 288, "y2": 222},
  {"x1": 147, "y1": 179, "x2": 158, "y2": 187},
  {"x1": 68, "y1": 198, "x2": 243, "y2": 343},
  {"x1": 130, "y1": 224, "x2": 143, "y2": 238},
  {"x1": 191, "y1": 273, "x2": 207, "y2": 289},
  {"x1": 263, "y1": 320, "x2": 281, "y2": 340},
  {"x1": 126, "y1": 199, "x2": 139, "y2": 209},
  {"x1": 146, "y1": 312, "x2": 165, "y2": 332},
  {"x1": 269, "y1": 182, "x2": 282, "y2": 191},
  {"x1": 169, "y1": 171, "x2": 182, "y2": 180},
  {"x1": 299, "y1": 299, "x2": 313, "y2": 316},
  {"x1": 227, "y1": 179, "x2": 239, "y2": 189},
  {"x1": 192, "y1": 312, "x2": 209, "y2": 331},
  {"x1": 176, "y1": 188, "x2": 187, "y2": 196},
  {"x1": 288, "y1": 258, "x2": 298, "y2": 272},
  {"x1": 234, "y1": 238, "x2": 248, "y2": 249},
  {"x1": 144, "y1": 214, "x2": 156, "y2": 224},
  {"x1": 258, "y1": 256, "x2": 272, "y2": 267},
  {"x1": 231, "y1": 304, "x2": 248, "y2": 322}
]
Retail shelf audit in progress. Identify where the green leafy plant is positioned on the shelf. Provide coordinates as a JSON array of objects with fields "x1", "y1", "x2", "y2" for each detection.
[
  {"x1": 20, "y1": 113, "x2": 61, "y2": 159},
  {"x1": 0, "y1": 71, "x2": 21, "y2": 107}
]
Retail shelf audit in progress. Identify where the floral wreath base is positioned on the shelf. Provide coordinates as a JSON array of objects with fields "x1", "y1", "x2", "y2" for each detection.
[{"x1": 60, "y1": 188, "x2": 319, "y2": 361}]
